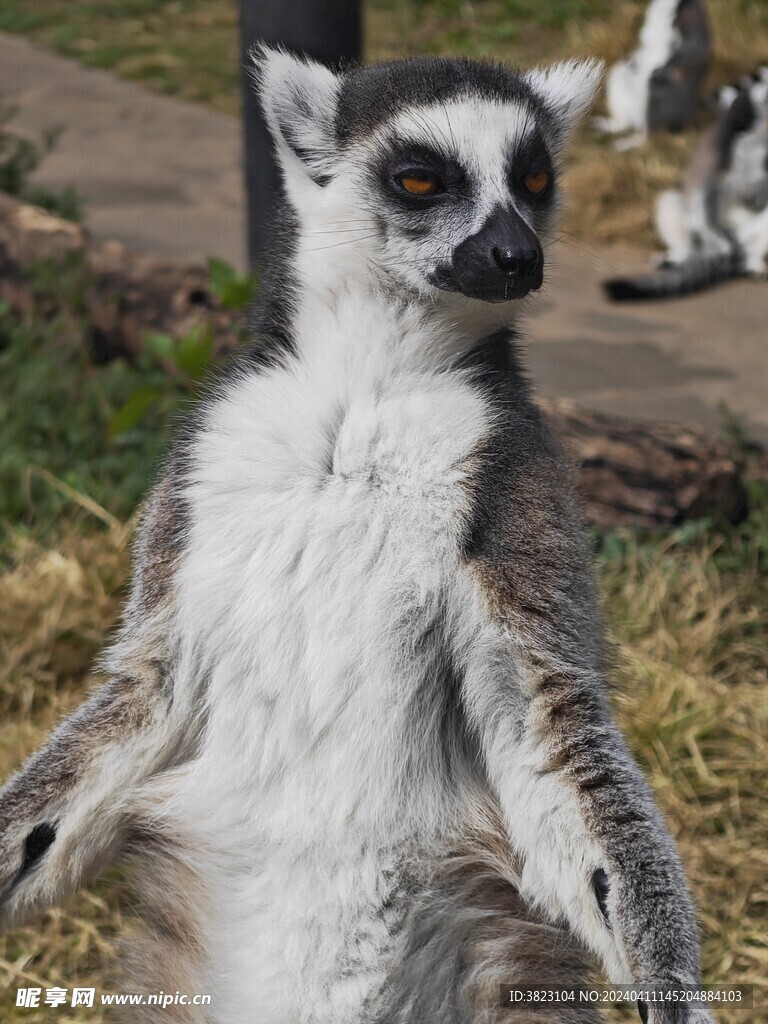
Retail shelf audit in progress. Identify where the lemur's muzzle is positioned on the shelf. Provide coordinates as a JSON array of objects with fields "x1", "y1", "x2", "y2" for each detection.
[{"x1": 433, "y1": 205, "x2": 544, "y2": 302}]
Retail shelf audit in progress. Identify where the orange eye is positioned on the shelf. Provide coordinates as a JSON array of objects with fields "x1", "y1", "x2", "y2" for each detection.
[
  {"x1": 399, "y1": 173, "x2": 440, "y2": 196},
  {"x1": 523, "y1": 170, "x2": 550, "y2": 195}
]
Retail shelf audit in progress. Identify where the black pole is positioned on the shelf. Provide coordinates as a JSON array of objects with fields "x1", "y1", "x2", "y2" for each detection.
[{"x1": 238, "y1": 0, "x2": 362, "y2": 268}]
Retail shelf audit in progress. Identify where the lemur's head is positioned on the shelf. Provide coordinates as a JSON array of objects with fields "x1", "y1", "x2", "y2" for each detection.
[{"x1": 254, "y1": 48, "x2": 602, "y2": 305}]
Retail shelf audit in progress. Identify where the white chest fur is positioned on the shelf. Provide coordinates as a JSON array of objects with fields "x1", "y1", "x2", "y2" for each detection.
[{"x1": 169, "y1": 297, "x2": 493, "y2": 1021}]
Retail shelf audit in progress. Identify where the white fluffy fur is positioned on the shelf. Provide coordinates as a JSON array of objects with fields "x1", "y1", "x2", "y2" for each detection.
[
  {"x1": 167, "y1": 306, "x2": 491, "y2": 1020},
  {"x1": 524, "y1": 59, "x2": 605, "y2": 140}
]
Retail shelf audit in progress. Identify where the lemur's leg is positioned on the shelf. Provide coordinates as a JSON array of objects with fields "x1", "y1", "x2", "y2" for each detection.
[
  {"x1": 655, "y1": 190, "x2": 691, "y2": 263},
  {"x1": 607, "y1": 61, "x2": 639, "y2": 132},
  {"x1": 114, "y1": 770, "x2": 213, "y2": 1024},
  {"x1": 456, "y1": 389, "x2": 713, "y2": 1023},
  {"x1": 0, "y1": 476, "x2": 196, "y2": 930},
  {"x1": 689, "y1": 188, "x2": 733, "y2": 260},
  {"x1": 730, "y1": 203, "x2": 768, "y2": 277}
]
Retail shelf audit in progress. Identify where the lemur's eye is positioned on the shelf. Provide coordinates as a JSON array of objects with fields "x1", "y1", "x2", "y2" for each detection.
[
  {"x1": 523, "y1": 170, "x2": 550, "y2": 195},
  {"x1": 399, "y1": 172, "x2": 441, "y2": 196}
]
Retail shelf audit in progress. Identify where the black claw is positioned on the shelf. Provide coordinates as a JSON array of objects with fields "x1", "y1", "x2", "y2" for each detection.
[
  {"x1": 637, "y1": 998, "x2": 649, "y2": 1023},
  {"x1": 592, "y1": 867, "x2": 611, "y2": 925},
  {"x1": 20, "y1": 822, "x2": 57, "y2": 876}
]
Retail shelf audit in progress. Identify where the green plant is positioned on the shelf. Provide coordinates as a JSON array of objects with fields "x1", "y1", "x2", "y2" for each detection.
[
  {"x1": 0, "y1": 301, "x2": 166, "y2": 534},
  {"x1": 107, "y1": 322, "x2": 215, "y2": 438},
  {"x1": 108, "y1": 257, "x2": 255, "y2": 438},
  {"x1": 206, "y1": 255, "x2": 256, "y2": 311}
]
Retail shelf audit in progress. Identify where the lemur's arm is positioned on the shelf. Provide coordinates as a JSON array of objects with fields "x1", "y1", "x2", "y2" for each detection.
[
  {"x1": 0, "y1": 475, "x2": 198, "y2": 930},
  {"x1": 663, "y1": 38, "x2": 710, "y2": 74},
  {"x1": 462, "y1": 647, "x2": 707, "y2": 1010},
  {"x1": 458, "y1": 380, "x2": 712, "y2": 1022}
]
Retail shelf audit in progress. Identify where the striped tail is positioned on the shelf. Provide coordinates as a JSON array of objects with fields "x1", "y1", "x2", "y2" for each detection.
[{"x1": 603, "y1": 251, "x2": 743, "y2": 301}]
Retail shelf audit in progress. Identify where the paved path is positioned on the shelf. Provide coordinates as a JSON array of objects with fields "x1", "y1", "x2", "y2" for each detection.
[
  {"x1": 2, "y1": 32, "x2": 767, "y2": 442},
  {"x1": 529, "y1": 245, "x2": 768, "y2": 443},
  {"x1": 0, "y1": 33, "x2": 246, "y2": 268}
]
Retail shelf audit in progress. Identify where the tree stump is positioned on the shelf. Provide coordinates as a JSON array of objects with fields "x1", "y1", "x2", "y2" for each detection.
[{"x1": 543, "y1": 399, "x2": 752, "y2": 530}]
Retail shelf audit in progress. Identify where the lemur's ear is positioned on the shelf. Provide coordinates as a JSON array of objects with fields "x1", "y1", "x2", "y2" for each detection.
[
  {"x1": 251, "y1": 44, "x2": 342, "y2": 186},
  {"x1": 525, "y1": 59, "x2": 604, "y2": 137}
]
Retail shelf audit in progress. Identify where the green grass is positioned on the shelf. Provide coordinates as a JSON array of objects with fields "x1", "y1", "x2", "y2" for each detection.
[
  {"x1": 0, "y1": 0, "x2": 241, "y2": 114},
  {"x1": 0, "y1": 255, "x2": 177, "y2": 537},
  {"x1": 0, "y1": 112, "x2": 82, "y2": 221},
  {"x1": 2, "y1": 0, "x2": 767, "y2": 106},
  {"x1": 0, "y1": 0, "x2": 609, "y2": 107}
]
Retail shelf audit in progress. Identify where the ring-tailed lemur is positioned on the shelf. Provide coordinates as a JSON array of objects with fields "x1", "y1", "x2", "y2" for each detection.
[
  {"x1": 0, "y1": 49, "x2": 716, "y2": 1024},
  {"x1": 595, "y1": 0, "x2": 711, "y2": 149},
  {"x1": 606, "y1": 71, "x2": 768, "y2": 300}
]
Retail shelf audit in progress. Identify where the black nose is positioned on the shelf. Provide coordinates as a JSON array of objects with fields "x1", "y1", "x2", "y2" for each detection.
[
  {"x1": 492, "y1": 246, "x2": 540, "y2": 279},
  {"x1": 442, "y1": 204, "x2": 544, "y2": 302}
]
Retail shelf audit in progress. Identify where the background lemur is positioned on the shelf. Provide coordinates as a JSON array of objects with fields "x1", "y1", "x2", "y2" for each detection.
[
  {"x1": 0, "y1": 49, "x2": 716, "y2": 1024},
  {"x1": 596, "y1": 0, "x2": 711, "y2": 148},
  {"x1": 606, "y1": 70, "x2": 768, "y2": 300}
]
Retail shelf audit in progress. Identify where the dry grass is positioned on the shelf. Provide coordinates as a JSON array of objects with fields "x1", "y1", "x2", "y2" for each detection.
[
  {"x1": 0, "y1": 506, "x2": 766, "y2": 1020},
  {"x1": 603, "y1": 533, "x2": 768, "y2": 1021},
  {"x1": 0, "y1": 517, "x2": 131, "y2": 1023}
]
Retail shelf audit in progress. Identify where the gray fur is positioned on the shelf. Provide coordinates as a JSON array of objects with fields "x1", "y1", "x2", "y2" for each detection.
[
  {"x1": 374, "y1": 824, "x2": 602, "y2": 1024},
  {"x1": 604, "y1": 251, "x2": 742, "y2": 300},
  {"x1": 332, "y1": 57, "x2": 557, "y2": 145},
  {"x1": 647, "y1": 0, "x2": 712, "y2": 134}
]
